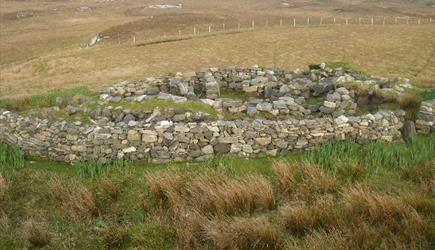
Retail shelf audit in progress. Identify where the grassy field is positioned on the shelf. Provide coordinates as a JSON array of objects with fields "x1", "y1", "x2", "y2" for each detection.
[
  {"x1": 1, "y1": 0, "x2": 435, "y2": 98},
  {"x1": 1, "y1": 135, "x2": 434, "y2": 249},
  {"x1": 1, "y1": 24, "x2": 435, "y2": 99}
]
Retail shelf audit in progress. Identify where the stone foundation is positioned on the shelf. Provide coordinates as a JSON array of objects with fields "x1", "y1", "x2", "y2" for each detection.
[
  {"x1": 416, "y1": 100, "x2": 435, "y2": 134},
  {"x1": 1, "y1": 63, "x2": 433, "y2": 164},
  {"x1": 1, "y1": 109, "x2": 405, "y2": 163}
]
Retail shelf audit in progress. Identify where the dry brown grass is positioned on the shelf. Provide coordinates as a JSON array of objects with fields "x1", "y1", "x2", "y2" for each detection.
[
  {"x1": 49, "y1": 179, "x2": 98, "y2": 220},
  {"x1": 100, "y1": 223, "x2": 131, "y2": 249},
  {"x1": 174, "y1": 209, "x2": 208, "y2": 249},
  {"x1": 146, "y1": 171, "x2": 277, "y2": 248},
  {"x1": 0, "y1": 174, "x2": 7, "y2": 198},
  {"x1": 145, "y1": 171, "x2": 186, "y2": 213},
  {"x1": 147, "y1": 171, "x2": 275, "y2": 216},
  {"x1": 1, "y1": 24, "x2": 434, "y2": 98},
  {"x1": 1, "y1": 0, "x2": 434, "y2": 98},
  {"x1": 280, "y1": 195, "x2": 340, "y2": 235},
  {"x1": 203, "y1": 216, "x2": 285, "y2": 250},
  {"x1": 342, "y1": 185, "x2": 427, "y2": 242},
  {"x1": 186, "y1": 173, "x2": 275, "y2": 215},
  {"x1": 336, "y1": 162, "x2": 368, "y2": 182},
  {"x1": 96, "y1": 178, "x2": 121, "y2": 202},
  {"x1": 273, "y1": 160, "x2": 296, "y2": 196},
  {"x1": 402, "y1": 159, "x2": 435, "y2": 184},
  {"x1": 293, "y1": 228, "x2": 347, "y2": 250},
  {"x1": 146, "y1": 172, "x2": 207, "y2": 248},
  {"x1": 273, "y1": 161, "x2": 337, "y2": 201},
  {"x1": 297, "y1": 162, "x2": 337, "y2": 196},
  {"x1": 22, "y1": 220, "x2": 52, "y2": 248}
]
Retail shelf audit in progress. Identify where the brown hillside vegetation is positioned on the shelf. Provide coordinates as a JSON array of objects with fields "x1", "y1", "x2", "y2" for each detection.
[
  {"x1": 1, "y1": 25, "x2": 434, "y2": 98},
  {"x1": 2, "y1": 153, "x2": 434, "y2": 249},
  {"x1": 1, "y1": 0, "x2": 435, "y2": 98}
]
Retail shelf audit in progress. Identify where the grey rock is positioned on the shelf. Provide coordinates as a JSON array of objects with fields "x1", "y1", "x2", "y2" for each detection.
[
  {"x1": 214, "y1": 143, "x2": 231, "y2": 153},
  {"x1": 256, "y1": 102, "x2": 273, "y2": 112}
]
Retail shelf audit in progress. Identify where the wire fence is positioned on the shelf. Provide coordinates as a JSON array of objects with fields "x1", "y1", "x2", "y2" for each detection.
[{"x1": 105, "y1": 15, "x2": 434, "y2": 46}]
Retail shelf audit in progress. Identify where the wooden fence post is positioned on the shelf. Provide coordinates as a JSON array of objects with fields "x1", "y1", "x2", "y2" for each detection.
[
  {"x1": 293, "y1": 18, "x2": 296, "y2": 27},
  {"x1": 346, "y1": 18, "x2": 349, "y2": 25},
  {"x1": 133, "y1": 35, "x2": 135, "y2": 45},
  {"x1": 223, "y1": 23, "x2": 226, "y2": 32},
  {"x1": 430, "y1": 18, "x2": 432, "y2": 23},
  {"x1": 418, "y1": 18, "x2": 421, "y2": 25},
  {"x1": 333, "y1": 17, "x2": 336, "y2": 24},
  {"x1": 307, "y1": 17, "x2": 310, "y2": 25},
  {"x1": 252, "y1": 20, "x2": 255, "y2": 29},
  {"x1": 193, "y1": 27, "x2": 196, "y2": 36},
  {"x1": 371, "y1": 17, "x2": 374, "y2": 25},
  {"x1": 209, "y1": 25, "x2": 211, "y2": 33}
]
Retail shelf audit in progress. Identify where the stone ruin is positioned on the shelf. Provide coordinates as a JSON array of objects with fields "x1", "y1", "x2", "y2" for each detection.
[
  {"x1": 0, "y1": 63, "x2": 433, "y2": 163},
  {"x1": 99, "y1": 63, "x2": 413, "y2": 121}
]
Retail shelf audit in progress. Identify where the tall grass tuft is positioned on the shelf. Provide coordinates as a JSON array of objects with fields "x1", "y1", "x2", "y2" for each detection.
[
  {"x1": 0, "y1": 143, "x2": 25, "y2": 172},
  {"x1": 296, "y1": 228, "x2": 347, "y2": 250},
  {"x1": 415, "y1": 88, "x2": 435, "y2": 101},
  {"x1": 75, "y1": 158, "x2": 132, "y2": 179},
  {"x1": 75, "y1": 159, "x2": 108, "y2": 179},
  {"x1": 186, "y1": 173, "x2": 275, "y2": 215},
  {"x1": 280, "y1": 196, "x2": 340, "y2": 235},
  {"x1": 49, "y1": 178, "x2": 98, "y2": 220},
  {"x1": 22, "y1": 220, "x2": 52, "y2": 248},
  {"x1": 273, "y1": 161, "x2": 337, "y2": 201},
  {"x1": 100, "y1": 223, "x2": 131, "y2": 249},
  {"x1": 303, "y1": 142, "x2": 360, "y2": 172},
  {"x1": 342, "y1": 184, "x2": 427, "y2": 247},
  {"x1": 304, "y1": 135, "x2": 435, "y2": 174},
  {"x1": 203, "y1": 216, "x2": 285, "y2": 250},
  {"x1": 146, "y1": 171, "x2": 275, "y2": 216},
  {"x1": 146, "y1": 171, "x2": 277, "y2": 247},
  {"x1": 0, "y1": 174, "x2": 7, "y2": 198},
  {"x1": 398, "y1": 93, "x2": 421, "y2": 120}
]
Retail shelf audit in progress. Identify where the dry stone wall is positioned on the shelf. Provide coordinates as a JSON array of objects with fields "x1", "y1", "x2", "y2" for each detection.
[
  {"x1": 1, "y1": 63, "x2": 433, "y2": 163},
  {"x1": 0, "y1": 108, "x2": 404, "y2": 163},
  {"x1": 416, "y1": 100, "x2": 435, "y2": 134}
]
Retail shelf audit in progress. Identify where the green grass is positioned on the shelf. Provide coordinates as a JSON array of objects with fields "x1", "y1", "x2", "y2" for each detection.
[
  {"x1": 326, "y1": 61, "x2": 374, "y2": 77},
  {"x1": 0, "y1": 135, "x2": 434, "y2": 249},
  {"x1": 304, "y1": 135, "x2": 435, "y2": 175},
  {"x1": 305, "y1": 96, "x2": 324, "y2": 105},
  {"x1": 220, "y1": 89, "x2": 250, "y2": 101},
  {"x1": 0, "y1": 143, "x2": 25, "y2": 172},
  {"x1": 415, "y1": 88, "x2": 435, "y2": 101},
  {"x1": 0, "y1": 86, "x2": 97, "y2": 112},
  {"x1": 75, "y1": 158, "x2": 133, "y2": 179},
  {"x1": 23, "y1": 109, "x2": 93, "y2": 124},
  {"x1": 326, "y1": 61, "x2": 357, "y2": 71},
  {"x1": 0, "y1": 86, "x2": 221, "y2": 121}
]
